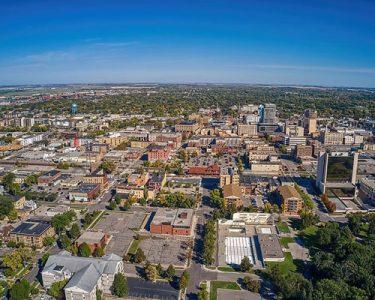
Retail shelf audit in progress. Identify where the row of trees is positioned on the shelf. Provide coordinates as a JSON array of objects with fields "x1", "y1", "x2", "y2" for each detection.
[
  {"x1": 153, "y1": 192, "x2": 197, "y2": 208},
  {"x1": 203, "y1": 220, "x2": 216, "y2": 265},
  {"x1": 294, "y1": 184, "x2": 314, "y2": 210}
]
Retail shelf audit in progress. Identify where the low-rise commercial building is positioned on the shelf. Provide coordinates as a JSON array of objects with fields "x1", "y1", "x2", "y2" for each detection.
[
  {"x1": 175, "y1": 120, "x2": 200, "y2": 133},
  {"x1": 83, "y1": 168, "x2": 109, "y2": 192},
  {"x1": 38, "y1": 169, "x2": 62, "y2": 186},
  {"x1": 257, "y1": 234, "x2": 284, "y2": 262},
  {"x1": 250, "y1": 161, "x2": 281, "y2": 174},
  {"x1": 75, "y1": 231, "x2": 109, "y2": 252},
  {"x1": 69, "y1": 183, "x2": 100, "y2": 202},
  {"x1": 150, "y1": 208, "x2": 194, "y2": 236}
]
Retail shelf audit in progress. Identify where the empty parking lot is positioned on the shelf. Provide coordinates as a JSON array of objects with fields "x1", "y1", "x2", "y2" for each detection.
[
  {"x1": 140, "y1": 236, "x2": 191, "y2": 267},
  {"x1": 93, "y1": 211, "x2": 148, "y2": 256}
]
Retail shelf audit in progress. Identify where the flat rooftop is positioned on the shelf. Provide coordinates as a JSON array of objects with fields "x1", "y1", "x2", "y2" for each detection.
[
  {"x1": 172, "y1": 209, "x2": 194, "y2": 228},
  {"x1": 225, "y1": 236, "x2": 254, "y2": 266},
  {"x1": 11, "y1": 219, "x2": 51, "y2": 236},
  {"x1": 152, "y1": 208, "x2": 194, "y2": 228},
  {"x1": 76, "y1": 231, "x2": 106, "y2": 245},
  {"x1": 257, "y1": 234, "x2": 284, "y2": 261},
  {"x1": 71, "y1": 183, "x2": 99, "y2": 193}
]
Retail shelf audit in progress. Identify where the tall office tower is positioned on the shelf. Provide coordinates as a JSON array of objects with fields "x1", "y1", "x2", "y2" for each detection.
[
  {"x1": 303, "y1": 108, "x2": 317, "y2": 135},
  {"x1": 259, "y1": 103, "x2": 277, "y2": 124},
  {"x1": 71, "y1": 103, "x2": 78, "y2": 115},
  {"x1": 316, "y1": 150, "x2": 358, "y2": 197}
]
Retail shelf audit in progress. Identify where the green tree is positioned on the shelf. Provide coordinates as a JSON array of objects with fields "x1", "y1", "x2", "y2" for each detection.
[
  {"x1": 109, "y1": 200, "x2": 117, "y2": 210},
  {"x1": 43, "y1": 236, "x2": 55, "y2": 247},
  {"x1": 8, "y1": 209, "x2": 18, "y2": 221},
  {"x1": 69, "y1": 223, "x2": 81, "y2": 240},
  {"x1": 78, "y1": 242, "x2": 92, "y2": 257},
  {"x1": 198, "y1": 288, "x2": 209, "y2": 300},
  {"x1": 115, "y1": 196, "x2": 122, "y2": 205},
  {"x1": 47, "y1": 279, "x2": 67, "y2": 299},
  {"x1": 51, "y1": 211, "x2": 75, "y2": 234},
  {"x1": 156, "y1": 263, "x2": 164, "y2": 277},
  {"x1": 240, "y1": 256, "x2": 253, "y2": 272},
  {"x1": 243, "y1": 276, "x2": 261, "y2": 293},
  {"x1": 57, "y1": 162, "x2": 70, "y2": 169},
  {"x1": 165, "y1": 264, "x2": 176, "y2": 281},
  {"x1": 100, "y1": 162, "x2": 116, "y2": 174},
  {"x1": 9, "y1": 279, "x2": 31, "y2": 300},
  {"x1": 134, "y1": 248, "x2": 146, "y2": 263},
  {"x1": 40, "y1": 253, "x2": 50, "y2": 267},
  {"x1": 2, "y1": 173, "x2": 16, "y2": 191},
  {"x1": 93, "y1": 247, "x2": 105, "y2": 257},
  {"x1": 2, "y1": 251, "x2": 22, "y2": 272},
  {"x1": 179, "y1": 271, "x2": 190, "y2": 290},
  {"x1": 67, "y1": 244, "x2": 78, "y2": 255},
  {"x1": 210, "y1": 189, "x2": 225, "y2": 208},
  {"x1": 59, "y1": 235, "x2": 71, "y2": 249},
  {"x1": 145, "y1": 262, "x2": 157, "y2": 281},
  {"x1": 96, "y1": 288, "x2": 103, "y2": 300},
  {"x1": 0, "y1": 197, "x2": 14, "y2": 217},
  {"x1": 111, "y1": 273, "x2": 128, "y2": 297}
]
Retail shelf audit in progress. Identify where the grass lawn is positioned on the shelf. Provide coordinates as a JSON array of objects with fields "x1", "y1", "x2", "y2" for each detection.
[
  {"x1": 127, "y1": 239, "x2": 140, "y2": 255},
  {"x1": 266, "y1": 252, "x2": 297, "y2": 274},
  {"x1": 277, "y1": 222, "x2": 290, "y2": 234},
  {"x1": 280, "y1": 237, "x2": 295, "y2": 248},
  {"x1": 86, "y1": 211, "x2": 105, "y2": 229},
  {"x1": 299, "y1": 225, "x2": 318, "y2": 248},
  {"x1": 217, "y1": 266, "x2": 240, "y2": 272},
  {"x1": 210, "y1": 281, "x2": 241, "y2": 300}
]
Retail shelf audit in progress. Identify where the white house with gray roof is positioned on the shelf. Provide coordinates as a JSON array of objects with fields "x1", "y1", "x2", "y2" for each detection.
[{"x1": 42, "y1": 251, "x2": 123, "y2": 300}]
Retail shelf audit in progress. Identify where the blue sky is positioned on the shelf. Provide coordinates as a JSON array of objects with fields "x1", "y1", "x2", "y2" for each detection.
[{"x1": 1, "y1": 0, "x2": 374, "y2": 87}]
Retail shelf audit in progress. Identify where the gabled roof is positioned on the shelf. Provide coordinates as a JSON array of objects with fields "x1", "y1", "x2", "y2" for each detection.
[
  {"x1": 43, "y1": 251, "x2": 122, "y2": 293},
  {"x1": 64, "y1": 264, "x2": 101, "y2": 293}
]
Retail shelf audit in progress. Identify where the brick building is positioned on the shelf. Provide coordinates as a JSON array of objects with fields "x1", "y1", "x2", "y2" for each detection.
[
  {"x1": 222, "y1": 184, "x2": 243, "y2": 208},
  {"x1": 75, "y1": 231, "x2": 109, "y2": 252},
  {"x1": 277, "y1": 186, "x2": 303, "y2": 215},
  {"x1": 150, "y1": 208, "x2": 194, "y2": 236},
  {"x1": 294, "y1": 145, "x2": 313, "y2": 158},
  {"x1": 82, "y1": 168, "x2": 109, "y2": 192},
  {"x1": 69, "y1": 183, "x2": 100, "y2": 202},
  {"x1": 10, "y1": 219, "x2": 55, "y2": 248},
  {"x1": 38, "y1": 170, "x2": 62, "y2": 186},
  {"x1": 147, "y1": 145, "x2": 171, "y2": 161},
  {"x1": 188, "y1": 164, "x2": 220, "y2": 176}
]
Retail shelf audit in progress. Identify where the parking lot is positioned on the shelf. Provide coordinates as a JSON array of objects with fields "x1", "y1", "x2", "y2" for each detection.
[
  {"x1": 139, "y1": 236, "x2": 191, "y2": 267},
  {"x1": 107, "y1": 277, "x2": 179, "y2": 300},
  {"x1": 93, "y1": 211, "x2": 148, "y2": 256}
]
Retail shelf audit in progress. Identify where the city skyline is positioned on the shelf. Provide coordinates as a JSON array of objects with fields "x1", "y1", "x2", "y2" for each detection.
[{"x1": 1, "y1": 0, "x2": 375, "y2": 87}]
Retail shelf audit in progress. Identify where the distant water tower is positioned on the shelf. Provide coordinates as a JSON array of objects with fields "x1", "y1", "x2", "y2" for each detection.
[{"x1": 71, "y1": 103, "x2": 78, "y2": 115}]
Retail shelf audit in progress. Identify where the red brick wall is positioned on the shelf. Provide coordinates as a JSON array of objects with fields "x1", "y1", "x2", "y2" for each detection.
[{"x1": 173, "y1": 227, "x2": 191, "y2": 236}]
